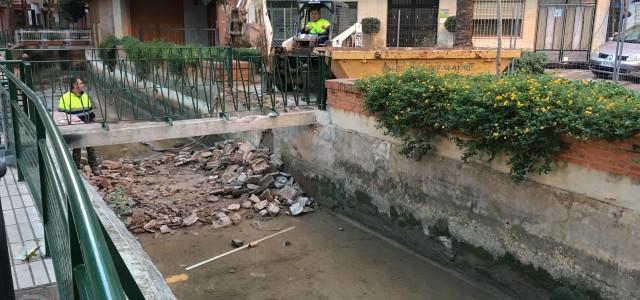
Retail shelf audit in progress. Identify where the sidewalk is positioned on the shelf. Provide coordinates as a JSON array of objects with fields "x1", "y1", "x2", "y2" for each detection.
[{"x1": 1, "y1": 166, "x2": 58, "y2": 299}]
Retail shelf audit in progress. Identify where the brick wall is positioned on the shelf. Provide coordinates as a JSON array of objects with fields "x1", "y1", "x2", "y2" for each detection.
[
  {"x1": 325, "y1": 79, "x2": 368, "y2": 115},
  {"x1": 325, "y1": 79, "x2": 640, "y2": 181}
]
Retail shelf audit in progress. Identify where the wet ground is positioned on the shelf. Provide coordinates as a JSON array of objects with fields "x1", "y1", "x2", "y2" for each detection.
[
  {"x1": 90, "y1": 140, "x2": 507, "y2": 300},
  {"x1": 137, "y1": 209, "x2": 504, "y2": 300}
]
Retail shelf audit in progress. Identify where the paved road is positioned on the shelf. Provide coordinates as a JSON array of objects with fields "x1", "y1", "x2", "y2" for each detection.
[{"x1": 545, "y1": 68, "x2": 640, "y2": 91}]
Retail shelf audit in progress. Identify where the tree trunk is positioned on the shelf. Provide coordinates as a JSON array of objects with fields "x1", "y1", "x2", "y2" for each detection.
[{"x1": 454, "y1": 0, "x2": 474, "y2": 48}]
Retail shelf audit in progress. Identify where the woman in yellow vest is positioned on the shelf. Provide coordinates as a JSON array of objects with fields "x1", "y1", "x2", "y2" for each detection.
[{"x1": 58, "y1": 77, "x2": 99, "y2": 174}]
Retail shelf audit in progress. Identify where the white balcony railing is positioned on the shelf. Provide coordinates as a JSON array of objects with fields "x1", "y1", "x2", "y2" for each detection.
[
  {"x1": 331, "y1": 22, "x2": 362, "y2": 48},
  {"x1": 14, "y1": 29, "x2": 92, "y2": 46}
]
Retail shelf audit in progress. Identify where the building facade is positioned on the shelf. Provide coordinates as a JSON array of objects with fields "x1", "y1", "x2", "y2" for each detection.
[
  {"x1": 88, "y1": 0, "x2": 624, "y2": 64},
  {"x1": 87, "y1": 0, "x2": 222, "y2": 46}
]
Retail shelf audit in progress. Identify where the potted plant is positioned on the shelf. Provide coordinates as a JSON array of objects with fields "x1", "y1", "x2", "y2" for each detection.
[
  {"x1": 361, "y1": 17, "x2": 381, "y2": 48},
  {"x1": 444, "y1": 16, "x2": 456, "y2": 33}
]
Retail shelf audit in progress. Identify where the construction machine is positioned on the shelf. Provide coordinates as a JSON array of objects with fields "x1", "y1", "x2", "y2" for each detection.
[{"x1": 226, "y1": 0, "x2": 349, "y2": 92}]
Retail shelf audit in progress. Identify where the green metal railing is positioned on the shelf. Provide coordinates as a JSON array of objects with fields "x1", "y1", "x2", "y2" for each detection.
[
  {"x1": 0, "y1": 60, "x2": 144, "y2": 299},
  {"x1": 19, "y1": 47, "x2": 331, "y2": 128}
]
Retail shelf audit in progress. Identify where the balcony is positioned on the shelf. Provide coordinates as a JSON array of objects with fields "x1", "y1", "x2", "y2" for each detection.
[{"x1": 14, "y1": 29, "x2": 91, "y2": 47}]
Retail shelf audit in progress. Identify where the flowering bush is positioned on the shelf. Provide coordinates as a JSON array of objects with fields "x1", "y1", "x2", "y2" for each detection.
[{"x1": 355, "y1": 68, "x2": 640, "y2": 182}]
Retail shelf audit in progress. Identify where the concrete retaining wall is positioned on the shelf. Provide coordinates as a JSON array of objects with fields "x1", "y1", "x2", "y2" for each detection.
[{"x1": 266, "y1": 80, "x2": 640, "y2": 300}]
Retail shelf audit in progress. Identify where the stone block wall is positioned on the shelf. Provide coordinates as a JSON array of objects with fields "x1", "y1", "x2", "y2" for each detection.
[{"x1": 268, "y1": 79, "x2": 640, "y2": 300}]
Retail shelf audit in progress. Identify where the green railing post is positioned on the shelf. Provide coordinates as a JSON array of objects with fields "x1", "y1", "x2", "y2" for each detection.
[
  {"x1": 226, "y1": 46, "x2": 234, "y2": 114},
  {"x1": 318, "y1": 53, "x2": 326, "y2": 110},
  {"x1": 7, "y1": 72, "x2": 23, "y2": 181},
  {"x1": 22, "y1": 63, "x2": 35, "y2": 124}
]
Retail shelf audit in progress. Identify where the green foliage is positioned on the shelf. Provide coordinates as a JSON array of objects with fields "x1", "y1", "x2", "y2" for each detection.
[
  {"x1": 166, "y1": 44, "x2": 204, "y2": 77},
  {"x1": 361, "y1": 17, "x2": 381, "y2": 34},
  {"x1": 106, "y1": 187, "x2": 128, "y2": 217},
  {"x1": 513, "y1": 51, "x2": 547, "y2": 75},
  {"x1": 444, "y1": 16, "x2": 457, "y2": 33},
  {"x1": 59, "y1": 0, "x2": 87, "y2": 23},
  {"x1": 97, "y1": 35, "x2": 120, "y2": 71},
  {"x1": 355, "y1": 68, "x2": 640, "y2": 182},
  {"x1": 96, "y1": 36, "x2": 264, "y2": 78}
]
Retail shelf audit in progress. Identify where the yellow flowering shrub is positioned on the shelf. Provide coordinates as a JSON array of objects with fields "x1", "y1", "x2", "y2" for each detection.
[{"x1": 355, "y1": 68, "x2": 640, "y2": 182}]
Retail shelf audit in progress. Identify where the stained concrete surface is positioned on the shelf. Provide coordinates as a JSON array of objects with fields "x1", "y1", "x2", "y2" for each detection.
[{"x1": 136, "y1": 209, "x2": 507, "y2": 300}]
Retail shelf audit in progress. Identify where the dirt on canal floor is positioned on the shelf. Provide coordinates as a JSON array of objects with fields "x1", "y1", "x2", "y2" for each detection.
[
  {"x1": 138, "y1": 209, "x2": 503, "y2": 300},
  {"x1": 84, "y1": 139, "x2": 509, "y2": 300}
]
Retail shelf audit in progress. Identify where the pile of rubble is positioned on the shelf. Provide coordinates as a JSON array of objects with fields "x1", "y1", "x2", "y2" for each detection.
[{"x1": 88, "y1": 141, "x2": 317, "y2": 234}]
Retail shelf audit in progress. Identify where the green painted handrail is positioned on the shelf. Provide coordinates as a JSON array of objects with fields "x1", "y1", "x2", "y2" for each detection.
[{"x1": 0, "y1": 62, "x2": 126, "y2": 299}]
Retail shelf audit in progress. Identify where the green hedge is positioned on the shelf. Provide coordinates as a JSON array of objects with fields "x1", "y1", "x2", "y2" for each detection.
[
  {"x1": 355, "y1": 68, "x2": 640, "y2": 182},
  {"x1": 96, "y1": 35, "x2": 262, "y2": 77}
]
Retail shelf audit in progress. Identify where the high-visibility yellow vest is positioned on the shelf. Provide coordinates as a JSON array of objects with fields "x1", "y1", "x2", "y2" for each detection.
[
  {"x1": 58, "y1": 91, "x2": 92, "y2": 114},
  {"x1": 306, "y1": 18, "x2": 330, "y2": 34}
]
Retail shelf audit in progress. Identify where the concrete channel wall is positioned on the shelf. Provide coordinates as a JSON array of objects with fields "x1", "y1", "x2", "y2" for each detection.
[{"x1": 266, "y1": 80, "x2": 640, "y2": 300}]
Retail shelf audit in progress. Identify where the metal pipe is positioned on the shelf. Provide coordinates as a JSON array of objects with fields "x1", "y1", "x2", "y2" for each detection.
[
  {"x1": 613, "y1": 0, "x2": 629, "y2": 81},
  {"x1": 497, "y1": 0, "x2": 502, "y2": 76},
  {"x1": 397, "y1": 9, "x2": 401, "y2": 47}
]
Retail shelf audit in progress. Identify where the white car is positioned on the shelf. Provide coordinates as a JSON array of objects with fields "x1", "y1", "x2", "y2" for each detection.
[{"x1": 590, "y1": 25, "x2": 640, "y2": 77}]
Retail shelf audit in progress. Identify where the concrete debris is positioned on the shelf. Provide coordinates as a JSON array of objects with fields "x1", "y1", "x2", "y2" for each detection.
[
  {"x1": 238, "y1": 142, "x2": 255, "y2": 153},
  {"x1": 278, "y1": 186, "x2": 298, "y2": 201},
  {"x1": 143, "y1": 219, "x2": 158, "y2": 231},
  {"x1": 254, "y1": 200, "x2": 268, "y2": 211},
  {"x1": 259, "y1": 189, "x2": 272, "y2": 201},
  {"x1": 231, "y1": 239, "x2": 244, "y2": 248},
  {"x1": 270, "y1": 154, "x2": 283, "y2": 170},
  {"x1": 90, "y1": 140, "x2": 317, "y2": 235},
  {"x1": 205, "y1": 161, "x2": 220, "y2": 171},
  {"x1": 230, "y1": 213, "x2": 242, "y2": 225},
  {"x1": 267, "y1": 203, "x2": 280, "y2": 215},
  {"x1": 251, "y1": 158, "x2": 270, "y2": 174},
  {"x1": 249, "y1": 194, "x2": 261, "y2": 204},
  {"x1": 160, "y1": 225, "x2": 171, "y2": 234},
  {"x1": 101, "y1": 160, "x2": 123, "y2": 170},
  {"x1": 246, "y1": 175, "x2": 262, "y2": 184},
  {"x1": 258, "y1": 175, "x2": 275, "y2": 187},
  {"x1": 246, "y1": 183, "x2": 261, "y2": 190},
  {"x1": 182, "y1": 213, "x2": 199, "y2": 227},
  {"x1": 83, "y1": 165, "x2": 93, "y2": 176},
  {"x1": 212, "y1": 212, "x2": 233, "y2": 228}
]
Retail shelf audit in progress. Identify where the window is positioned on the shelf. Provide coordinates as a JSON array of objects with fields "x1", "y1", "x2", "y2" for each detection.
[{"x1": 473, "y1": 0, "x2": 525, "y2": 37}]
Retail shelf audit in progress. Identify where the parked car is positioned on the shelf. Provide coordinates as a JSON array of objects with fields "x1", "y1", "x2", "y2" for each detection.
[{"x1": 590, "y1": 25, "x2": 640, "y2": 77}]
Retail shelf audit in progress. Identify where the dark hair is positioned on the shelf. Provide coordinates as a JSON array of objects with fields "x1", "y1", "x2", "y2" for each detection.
[
  {"x1": 69, "y1": 77, "x2": 82, "y2": 91},
  {"x1": 309, "y1": 7, "x2": 321, "y2": 14}
]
